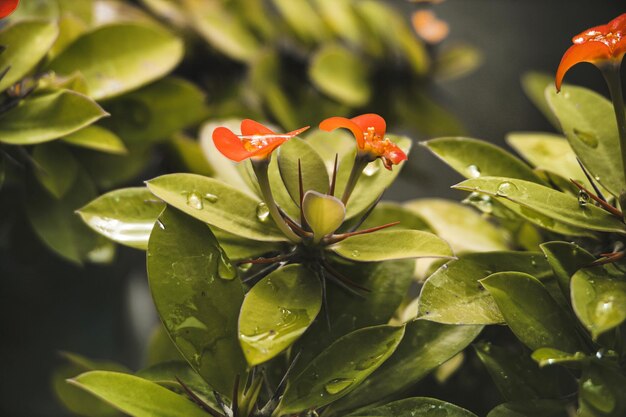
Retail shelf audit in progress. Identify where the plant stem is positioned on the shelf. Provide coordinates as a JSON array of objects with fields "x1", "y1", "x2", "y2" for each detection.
[
  {"x1": 252, "y1": 160, "x2": 301, "y2": 242},
  {"x1": 602, "y1": 63, "x2": 626, "y2": 194},
  {"x1": 341, "y1": 155, "x2": 369, "y2": 204}
]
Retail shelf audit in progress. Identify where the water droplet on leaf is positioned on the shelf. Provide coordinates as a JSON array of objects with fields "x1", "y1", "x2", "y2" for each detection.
[
  {"x1": 355, "y1": 352, "x2": 386, "y2": 370},
  {"x1": 204, "y1": 193, "x2": 218, "y2": 203},
  {"x1": 351, "y1": 250, "x2": 360, "y2": 258},
  {"x1": 324, "y1": 378, "x2": 354, "y2": 395},
  {"x1": 467, "y1": 164, "x2": 481, "y2": 178},
  {"x1": 186, "y1": 192, "x2": 203, "y2": 210},
  {"x1": 496, "y1": 181, "x2": 517, "y2": 196},
  {"x1": 578, "y1": 190, "x2": 590, "y2": 207},
  {"x1": 363, "y1": 163, "x2": 380, "y2": 177},
  {"x1": 573, "y1": 128, "x2": 599, "y2": 148},
  {"x1": 217, "y1": 250, "x2": 237, "y2": 280},
  {"x1": 256, "y1": 202, "x2": 270, "y2": 222}
]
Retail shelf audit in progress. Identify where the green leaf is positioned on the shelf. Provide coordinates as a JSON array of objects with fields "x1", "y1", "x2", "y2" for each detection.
[
  {"x1": 101, "y1": 77, "x2": 208, "y2": 144},
  {"x1": 167, "y1": 134, "x2": 214, "y2": 176},
  {"x1": 0, "y1": 20, "x2": 59, "y2": 92},
  {"x1": 328, "y1": 320, "x2": 482, "y2": 414},
  {"x1": 310, "y1": 44, "x2": 371, "y2": 106},
  {"x1": 546, "y1": 84, "x2": 624, "y2": 196},
  {"x1": 434, "y1": 43, "x2": 482, "y2": 82},
  {"x1": 0, "y1": 89, "x2": 108, "y2": 145},
  {"x1": 418, "y1": 252, "x2": 551, "y2": 325},
  {"x1": 571, "y1": 264, "x2": 626, "y2": 340},
  {"x1": 578, "y1": 363, "x2": 626, "y2": 417},
  {"x1": 47, "y1": 23, "x2": 183, "y2": 100},
  {"x1": 78, "y1": 187, "x2": 165, "y2": 249},
  {"x1": 331, "y1": 230, "x2": 453, "y2": 262},
  {"x1": 360, "y1": 202, "x2": 432, "y2": 232},
  {"x1": 239, "y1": 264, "x2": 321, "y2": 366},
  {"x1": 313, "y1": 0, "x2": 365, "y2": 47},
  {"x1": 25, "y1": 172, "x2": 100, "y2": 264},
  {"x1": 69, "y1": 371, "x2": 209, "y2": 417},
  {"x1": 147, "y1": 207, "x2": 246, "y2": 396},
  {"x1": 474, "y1": 342, "x2": 567, "y2": 401},
  {"x1": 540, "y1": 241, "x2": 595, "y2": 295},
  {"x1": 32, "y1": 142, "x2": 78, "y2": 198},
  {"x1": 79, "y1": 144, "x2": 151, "y2": 189},
  {"x1": 454, "y1": 177, "x2": 626, "y2": 234},
  {"x1": 521, "y1": 72, "x2": 561, "y2": 129},
  {"x1": 146, "y1": 173, "x2": 287, "y2": 242},
  {"x1": 346, "y1": 397, "x2": 478, "y2": 417},
  {"x1": 278, "y1": 325, "x2": 405, "y2": 415},
  {"x1": 277, "y1": 137, "x2": 330, "y2": 205},
  {"x1": 212, "y1": 227, "x2": 285, "y2": 261},
  {"x1": 405, "y1": 198, "x2": 509, "y2": 253},
  {"x1": 63, "y1": 126, "x2": 127, "y2": 155},
  {"x1": 481, "y1": 272, "x2": 583, "y2": 353},
  {"x1": 271, "y1": 0, "x2": 330, "y2": 44},
  {"x1": 303, "y1": 191, "x2": 345, "y2": 242},
  {"x1": 531, "y1": 348, "x2": 587, "y2": 369},
  {"x1": 145, "y1": 325, "x2": 182, "y2": 367},
  {"x1": 487, "y1": 399, "x2": 568, "y2": 417},
  {"x1": 424, "y1": 137, "x2": 543, "y2": 184}
]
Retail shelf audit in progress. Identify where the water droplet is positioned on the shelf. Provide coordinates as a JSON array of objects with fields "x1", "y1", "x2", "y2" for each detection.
[
  {"x1": 186, "y1": 192, "x2": 203, "y2": 210},
  {"x1": 324, "y1": 378, "x2": 354, "y2": 395},
  {"x1": 157, "y1": 219, "x2": 166, "y2": 230},
  {"x1": 531, "y1": 259, "x2": 537, "y2": 267},
  {"x1": 355, "y1": 352, "x2": 386, "y2": 370},
  {"x1": 464, "y1": 192, "x2": 493, "y2": 214},
  {"x1": 363, "y1": 163, "x2": 380, "y2": 177},
  {"x1": 573, "y1": 128, "x2": 599, "y2": 148},
  {"x1": 351, "y1": 250, "x2": 360, "y2": 258},
  {"x1": 578, "y1": 190, "x2": 590, "y2": 207},
  {"x1": 496, "y1": 181, "x2": 517, "y2": 196},
  {"x1": 238, "y1": 263, "x2": 252, "y2": 273},
  {"x1": 204, "y1": 193, "x2": 218, "y2": 203},
  {"x1": 256, "y1": 202, "x2": 270, "y2": 222},
  {"x1": 467, "y1": 164, "x2": 481, "y2": 178},
  {"x1": 217, "y1": 250, "x2": 237, "y2": 280}
]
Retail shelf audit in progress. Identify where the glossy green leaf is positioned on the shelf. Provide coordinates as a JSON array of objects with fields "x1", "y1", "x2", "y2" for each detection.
[
  {"x1": 212, "y1": 227, "x2": 285, "y2": 261},
  {"x1": 347, "y1": 397, "x2": 478, "y2": 417},
  {"x1": 546, "y1": 84, "x2": 624, "y2": 196},
  {"x1": 360, "y1": 202, "x2": 432, "y2": 232},
  {"x1": 239, "y1": 264, "x2": 321, "y2": 366},
  {"x1": 305, "y1": 128, "x2": 355, "y2": 172},
  {"x1": 487, "y1": 400, "x2": 568, "y2": 417},
  {"x1": 578, "y1": 363, "x2": 626, "y2": 417},
  {"x1": 32, "y1": 142, "x2": 78, "y2": 198},
  {"x1": 310, "y1": 44, "x2": 371, "y2": 106},
  {"x1": 0, "y1": 90, "x2": 108, "y2": 145},
  {"x1": 25, "y1": 173, "x2": 100, "y2": 264},
  {"x1": 0, "y1": 20, "x2": 59, "y2": 92},
  {"x1": 146, "y1": 173, "x2": 286, "y2": 242},
  {"x1": 424, "y1": 137, "x2": 543, "y2": 184},
  {"x1": 69, "y1": 371, "x2": 208, "y2": 417},
  {"x1": 168, "y1": 134, "x2": 214, "y2": 176},
  {"x1": 78, "y1": 187, "x2": 165, "y2": 249},
  {"x1": 481, "y1": 272, "x2": 583, "y2": 352},
  {"x1": 531, "y1": 348, "x2": 587, "y2": 368},
  {"x1": 314, "y1": 0, "x2": 364, "y2": 47},
  {"x1": 540, "y1": 241, "x2": 595, "y2": 295},
  {"x1": 48, "y1": 23, "x2": 183, "y2": 100},
  {"x1": 279, "y1": 325, "x2": 405, "y2": 415},
  {"x1": 63, "y1": 126, "x2": 127, "y2": 155},
  {"x1": 331, "y1": 229, "x2": 453, "y2": 262},
  {"x1": 571, "y1": 264, "x2": 626, "y2": 340},
  {"x1": 303, "y1": 191, "x2": 345, "y2": 242},
  {"x1": 102, "y1": 77, "x2": 208, "y2": 144},
  {"x1": 474, "y1": 342, "x2": 567, "y2": 401},
  {"x1": 147, "y1": 207, "x2": 246, "y2": 396},
  {"x1": 79, "y1": 144, "x2": 151, "y2": 189},
  {"x1": 521, "y1": 72, "x2": 561, "y2": 129},
  {"x1": 49, "y1": 13, "x2": 88, "y2": 59},
  {"x1": 454, "y1": 177, "x2": 626, "y2": 234},
  {"x1": 277, "y1": 137, "x2": 329, "y2": 205},
  {"x1": 405, "y1": 198, "x2": 509, "y2": 253},
  {"x1": 418, "y1": 252, "x2": 551, "y2": 325},
  {"x1": 329, "y1": 320, "x2": 482, "y2": 414},
  {"x1": 271, "y1": 0, "x2": 330, "y2": 44}
]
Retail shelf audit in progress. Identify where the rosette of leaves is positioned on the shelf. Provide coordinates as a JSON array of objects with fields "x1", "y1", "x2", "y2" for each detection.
[
  {"x1": 415, "y1": 73, "x2": 626, "y2": 416},
  {"x1": 139, "y1": 0, "x2": 478, "y2": 137},
  {"x1": 63, "y1": 119, "x2": 484, "y2": 417},
  {"x1": 0, "y1": 0, "x2": 210, "y2": 264}
]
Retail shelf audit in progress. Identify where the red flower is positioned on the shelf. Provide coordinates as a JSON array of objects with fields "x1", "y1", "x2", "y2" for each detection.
[
  {"x1": 319, "y1": 113, "x2": 407, "y2": 170},
  {"x1": 212, "y1": 119, "x2": 309, "y2": 162},
  {"x1": 556, "y1": 13, "x2": 626, "y2": 91},
  {"x1": 0, "y1": 0, "x2": 18, "y2": 18}
]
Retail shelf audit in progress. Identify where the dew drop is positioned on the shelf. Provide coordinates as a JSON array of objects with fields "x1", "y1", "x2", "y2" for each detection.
[
  {"x1": 496, "y1": 181, "x2": 517, "y2": 196},
  {"x1": 467, "y1": 164, "x2": 481, "y2": 178},
  {"x1": 186, "y1": 192, "x2": 204, "y2": 210},
  {"x1": 256, "y1": 202, "x2": 270, "y2": 222},
  {"x1": 363, "y1": 163, "x2": 380, "y2": 177},
  {"x1": 324, "y1": 378, "x2": 354, "y2": 395},
  {"x1": 204, "y1": 193, "x2": 218, "y2": 203},
  {"x1": 355, "y1": 352, "x2": 386, "y2": 370},
  {"x1": 351, "y1": 250, "x2": 361, "y2": 258},
  {"x1": 573, "y1": 128, "x2": 599, "y2": 148},
  {"x1": 157, "y1": 219, "x2": 166, "y2": 230},
  {"x1": 217, "y1": 250, "x2": 237, "y2": 280},
  {"x1": 238, "y1": 263, "x2": 252, "y2": 273},
  {"x1": 464, "y1": 192, "x2": 493, "y2": 214},
  {"x1": 578, "y1": 190, "x2": 590, "y2": 207}
]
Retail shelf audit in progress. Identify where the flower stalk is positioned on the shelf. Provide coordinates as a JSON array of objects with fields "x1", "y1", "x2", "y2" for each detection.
[{"x1": 342, "y1": 156, "x2": 369, "y2": 204}]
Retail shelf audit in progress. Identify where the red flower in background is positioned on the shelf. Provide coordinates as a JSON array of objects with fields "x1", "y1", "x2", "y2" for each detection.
[
  {"x1": 556, "y1": 13, "x2": 626, "y2": 91},
  {"x1": 320, "y1": 113, "x2": 407, "y2": 170},
  {"x1": 212, "y1": 119, "x2": 309, "y2": 162},
  {"x1": 0, "y1": 0, "x2": 18, "y2": 18}
]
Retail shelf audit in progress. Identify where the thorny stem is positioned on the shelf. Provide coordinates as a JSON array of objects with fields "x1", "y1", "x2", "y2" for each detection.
[
  {"x1": 341, "y1": 155, "x2": 369, "y2": 205},
  {"x1": 252, "y1": 159, "x2": 301, "y2": 242},
  {"x1": 601, "y1": 63, "x2": 626, "y2": 196}
]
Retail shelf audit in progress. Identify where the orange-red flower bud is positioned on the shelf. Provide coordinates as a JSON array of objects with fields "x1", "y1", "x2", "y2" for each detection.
[{"x1": 0, "y1": 0, "x2": 18, "y2": 19}]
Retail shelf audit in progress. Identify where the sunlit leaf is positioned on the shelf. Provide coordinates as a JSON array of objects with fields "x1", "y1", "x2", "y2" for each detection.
[
  {"x1": 63, "y1": 126, "x2": 127, "y2": 155},
  {"x1": 540, "y1": 241, "x2": 595, "y2": 295},
  {"x1": 278, "y1": 137, "x2": 329, "y2": 205},
  {"x1": 347, "y1": 397, "x2": 478, "y2": 417}
]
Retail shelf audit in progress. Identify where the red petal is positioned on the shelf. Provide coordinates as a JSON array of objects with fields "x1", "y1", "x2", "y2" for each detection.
[
  {"x1": 351, "y1": 114, "x2": 386, "y2": 137},
  {"x1": 247, "y1": 137, "x2": 288, "y2": 159},
  {"x1": 0, "y1": 0, "x2": 18, "y2": 18},
  {"x1": 212, "y1": 127, "x2": 252, "y2": 162},
  {"x1": 286, "y1": 126, "x2": 310, "y2": 137},
  {"x1": 556, "y1": 43, "x2": 611, "y2": 91},
  {"x1": 319, "y1": 116, "x2": 365, "y2": 148},
  {"x1": 241, "y1": 119, "x2": 275, "y2": 136},
  {"x1": 607, "y1": 13, "x2": 626, "y2": 33}
]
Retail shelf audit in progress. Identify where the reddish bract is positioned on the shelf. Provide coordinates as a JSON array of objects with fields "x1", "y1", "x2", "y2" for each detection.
[
  {"x1": 0, "y1": 0, "x2": 18, "y2": 19},
  {"x1": 556, "y1": 13, "x2": 626, "y2": 91},
  {"x1": 319, "y1": 113, "x2": 407, "y2": 170},
  {"x1": 212, "y1": 119, "x2": 309, "y2": 162}
]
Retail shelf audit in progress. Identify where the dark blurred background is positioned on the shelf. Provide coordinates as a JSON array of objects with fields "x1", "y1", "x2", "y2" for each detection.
[{"x1": 1, "y1": 1, "x2": 624, "y2": 416}]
